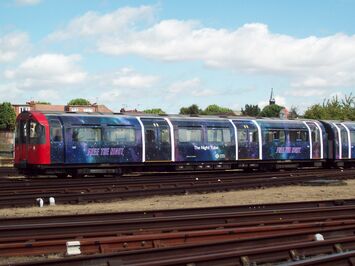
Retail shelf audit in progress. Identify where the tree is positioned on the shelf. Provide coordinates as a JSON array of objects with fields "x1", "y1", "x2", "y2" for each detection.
[
  {"x1": 202, "y1": 104, "x2": 234, "y2": 115},
  {"x1": 260, "y1": 104, "x2": 284, "y2": 118},
  {"x1": 179, "y1": 104, "x2": 202, "y2": 115},
  {"x1": 241, "y1": 104, "x2": 261, "y2": 117},
  {"x1": 0, "y1": 102, "x2": 16, "y2": 131},
  {"x1": 143, "y1": 108, "x2": 166, "y2": 115},
  {"x1": 303, "y1": 104, "x2": 326, "y2": 119},
  {"x1": 288, "y1": 106, "x2": 299, "y2": 119},
  {"x1": 304, "y1": 94, "x2": 355, "y2": 120},
  {"x1": 68, "y1": 98, "x2": 91, "y2": 105}
]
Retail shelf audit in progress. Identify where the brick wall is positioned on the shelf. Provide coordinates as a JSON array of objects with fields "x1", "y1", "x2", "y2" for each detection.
[{"x1": 0, "y1": 130, "x2": 14, "y2": 157}]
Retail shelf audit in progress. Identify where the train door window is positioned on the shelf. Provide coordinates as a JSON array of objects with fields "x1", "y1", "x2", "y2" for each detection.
[
  {"x1": 50, "y1": 120, "x2": 63, "y2": 142},
  {"x1": 20, "y1": 120, "x2": 27, "y2": 143},
  {"x1": 145, "y1": 128, "x2": 155, "y2": 144},
  {"x1": 249, "y1": 129, "x2": 258, "y2": 143},
  {"x1": 178, "y1": 127, "x2": 202, "y2": 143},
  {"x1": 15, "y1": 122, "x2": 21, "y2": 144},
  {"x1": 312, "y1": 129, "x2": 320, "y2": 143},
  {"x1": 72, "y1": 127, "x2": 101, "y2": 142},
  {"x1": 341, "y1": 130, "x2": 349, "y2": 145},
  {"x1": 237, "y1": 129, "x2": 248, "y2": 143},
  {"x1": 29, "y1": 121, "x2": 45, "y2": 144}
]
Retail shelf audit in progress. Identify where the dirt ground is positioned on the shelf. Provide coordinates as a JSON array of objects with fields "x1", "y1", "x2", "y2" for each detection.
[{"x1": 1, "y1": 180, "x2": 355, "y2": 218}]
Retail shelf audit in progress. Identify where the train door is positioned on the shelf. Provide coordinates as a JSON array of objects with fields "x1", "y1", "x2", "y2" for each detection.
[
  {"x1": 140, "y1": 118, "x2": 172, "y2": 161},
  {"x1": 339, "y1": 124, "x2": 350, "y2": 159},
  {"x1": 49, "y1": 119, "x2": 64, "y2": 163},
  {"x1": 16, "y1": 119, "x2": 29, "y2": 164},
  {"x1": 24, "y1": 120, "x2": 30, "y2": 163},
  {"x1": 305, "y1": 121, "x2": 322, "y2": 159},
  {"x1": 234, "y1": 121, "x2": 260, "y2": 160}
]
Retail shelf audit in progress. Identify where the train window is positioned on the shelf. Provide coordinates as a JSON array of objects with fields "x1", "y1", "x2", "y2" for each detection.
[
  {"x1": 238, "y1": 129, "x2": 248, "y2": 143},
  {"x1": 311, "y1": 128, "x2": 320, "y2": 142},
  {"x1": 160, "y1": 128, "x2": 170, "y2": 143},
  {"x1": 351, "y1": 131, "x2": 355, "y2": 145},
  {"x1": 289, "y1": 130, "x2": 308, "y2": 142},
  {"x1": 15, "y1": 122, "x2": 21, "y2": 144},
  {"x1": 252, "y1": 131, "x2": 258, "y2": 142},
  {"x1": 239, "y1": 128, "x2": 258, "y2": 143},
  {"x1": 29, "y1": 121, "x2": 45, "y2": 144},
  {"x1": 279, "y1": 131, "x2": 286, "y2": 143},
  {"x1": 73, "y1": 127, "x2": 101, "y2": 142},
  {"x1": 207, "y1": 128, "x2": 231, "y2": 143},
  {"x1": 263, "y1": 130, "x2": 285, "y2": 143},
  {"x1": 20, "y1": 121, "x2": 27, "y2": 143},
  {"x1": 178, "y1": 127, "x2": 202, "y2": 143},
  {"x1": 50, "y1": 120, "x2": 63, "y2": 142},
  {"x1": 145, "y1": 129, "x2": 155, "y2": 144},
  {"x1": 104, "y1": 127, "x2": 135, "y2": 143},
  {"x1": 341, "y1": 130, "x2": 348, "y2": 144}
]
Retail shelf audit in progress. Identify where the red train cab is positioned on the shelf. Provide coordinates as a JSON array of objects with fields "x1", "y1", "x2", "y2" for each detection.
[{"x1": 14, "y1": 111, "x2": 51, "y2": 171}]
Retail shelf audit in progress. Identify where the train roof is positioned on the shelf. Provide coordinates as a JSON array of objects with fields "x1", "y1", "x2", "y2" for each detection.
[{"x1": 18, "y1": 110, "x2": 355, "y2": 125}]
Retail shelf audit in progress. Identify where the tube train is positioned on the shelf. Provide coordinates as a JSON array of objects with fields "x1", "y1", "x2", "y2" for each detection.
[{"x1": 14, "y1": 111, "x2": 355, "y2": 176}]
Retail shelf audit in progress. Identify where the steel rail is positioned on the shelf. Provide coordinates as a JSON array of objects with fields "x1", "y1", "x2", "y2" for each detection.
[
  {"x1": 1, "y1": 220, "x2": 355, "y2": 257},
  {"x1": 1, "y1": 205, "x2": 354, "y2": 240},
  {"x1": 0, "y1": 168, "x2": 348, "y2": 187},
  {"x1": 283, "y1": 250, "x2": 355, "y2": 266},
  {"x1": 2, "y1": 198, "x2": 354, "y2": 226},
  {"x1": 0, "y1": 171, "x2": 354, "y2": 208},
  {"x1": 15, "y1": 233, "x2": 355, "y2": 266},
  {"x1": 0, "y1": 169, "x2": 351, "y2": 192}
]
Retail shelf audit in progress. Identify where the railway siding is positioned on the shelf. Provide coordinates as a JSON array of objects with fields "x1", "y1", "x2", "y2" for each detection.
[{"x1": 1, "y1": 200, "x2": 355, "y2": 265}]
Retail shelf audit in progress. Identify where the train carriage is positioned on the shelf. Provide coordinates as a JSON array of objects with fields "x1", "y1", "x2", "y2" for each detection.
[
  {"x1": 320, "y1": 121, "x2": 355, "y2": 167},
  {"x1": 14, "y1": 111, "x2": 354, "y2": 176}
]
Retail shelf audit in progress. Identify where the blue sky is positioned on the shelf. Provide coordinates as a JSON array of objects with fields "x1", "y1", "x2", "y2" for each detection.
[{"x1": 0, "y1": 0, "x2": 354, "y2": 113}]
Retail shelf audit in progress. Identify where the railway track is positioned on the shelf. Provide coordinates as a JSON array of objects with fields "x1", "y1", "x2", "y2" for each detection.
[
  {"x1": 0, "y1": 169, "x2": 354, "y2": 208},
  {"x1": 1, "y1": 199, "x2": 355, "y2": 265},
  {"x1": 0, "y1": 166, "x2": 17, "y2": 177}
]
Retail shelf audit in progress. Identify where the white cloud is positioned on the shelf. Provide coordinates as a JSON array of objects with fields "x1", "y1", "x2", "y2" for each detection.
[
  {"x1": 112, "y1": 68, "x2": 159, "y2": 88},
  {"x1": 0, "y1": 83, "x2": 24, "y2": 102},
  {"x1": 97, "y1": 68, "x2": 160, "y2": 104},
  {"x1": 37, "y1": 89, "x2": 60, "y2": 100},
  {"x1": 5, "y1": 53, "x2": 87, "y2": 88},
  {"x1": 286, "y1": 88, "x2": 327, "y2": 97},
  {"x1": 0, "y1": 32, "x2": 30, "y2": 63},
  {"x1": 97, "y1": 22, "x2": 355, "y2": 75},
  {"x1": 48, "y1": 5, "x2": 155, "y2": 41},
  {"x1": 46, "y1": 5, "x2": 355, "y2": 96},
  {"x1": 15, "y1": 0, "x2": 41, "y2": 6},
  {"x1": 167, "y1": 78, "x2": 217, "y2": 99},
  {"x1": 168, "y1": 78, "x2": 201, "y2": 94}
]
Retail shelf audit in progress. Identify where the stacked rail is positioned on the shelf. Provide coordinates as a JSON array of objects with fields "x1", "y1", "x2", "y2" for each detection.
[
  {"x1": 0, "y1": 169, "x2": 354, "y2": 208},
  {"x1": 1, "y1": 199, "x2": 355, "y2": 265}
]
